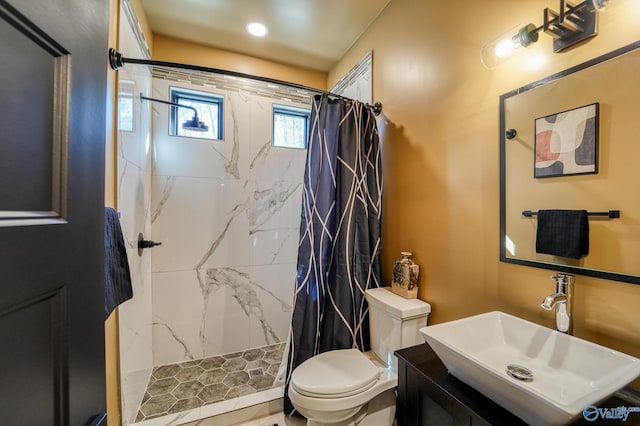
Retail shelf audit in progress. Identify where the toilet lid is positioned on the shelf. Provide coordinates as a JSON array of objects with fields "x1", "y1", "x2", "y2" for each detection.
[{"x1": 291, "y1": 349, "x2": 381, "y2": 398}]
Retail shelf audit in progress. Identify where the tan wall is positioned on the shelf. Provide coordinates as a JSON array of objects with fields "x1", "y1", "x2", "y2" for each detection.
[
  {"x1": 330, "y1": 0, "x2": 640, "y2": 362},
  {"x1": 152, "y1": 34, "x2": 327, "y2": 90},
  {"x1": 105, "y1": 1, "x2": 121, "y2": 424}
]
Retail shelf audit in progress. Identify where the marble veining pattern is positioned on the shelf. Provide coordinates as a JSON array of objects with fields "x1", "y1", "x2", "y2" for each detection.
[
  {"x1": 151, "y1": 176, "x2": 176, "y2": 224},
  {"x1": 226, "y1": 95, "x2": 241, "y2": 178},
  {"x1": 249, "y1": 182, "x2": 302, "y2": 234},
  {"x1": 193, "y1": 206, "x2": 246, "y2": 353},
  {"x1": 249, "y1": 140, "x2": 272, "y2": 170},
  {"x1": 117, "y1": 2, "x2": 154, "y2": 424},
  {"x1": 151, "y1": 76, "x2": 307, "y2": 367},
  {"x1": 206, "y1": 268, "x2": 292, "y2": 344},
  {"x1": 153, "y1": 322, "x2": 196, "y2": 361}
]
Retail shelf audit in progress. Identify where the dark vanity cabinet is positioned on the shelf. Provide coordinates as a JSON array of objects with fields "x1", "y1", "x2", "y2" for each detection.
[
  {"x1": 395, "y1": 344, "x2": 525, "y2": 426},
  {"x1": 395, "y1": 344, "x2": 639, "y2": 426}
]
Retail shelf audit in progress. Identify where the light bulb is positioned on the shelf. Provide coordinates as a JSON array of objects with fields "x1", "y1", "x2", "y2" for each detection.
[
  {"x1": 495, "y1": 38, "x2": 514, "y2": 58},
  {"x1": 480, "y1": 23, "x2": 538, "y2": 69},
  {"x1": 246, "y1": 22, "x2": 268, "y2": 37}
]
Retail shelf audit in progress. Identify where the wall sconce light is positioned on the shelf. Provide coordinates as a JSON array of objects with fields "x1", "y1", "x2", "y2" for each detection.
[{"x1": 481, "y1": 0, "x2": 611, "y2": 68}]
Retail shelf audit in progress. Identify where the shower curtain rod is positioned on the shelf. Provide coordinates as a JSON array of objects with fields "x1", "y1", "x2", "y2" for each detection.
[{"x1": 108, "y1": 48, "x2": 382, "y2": 116}]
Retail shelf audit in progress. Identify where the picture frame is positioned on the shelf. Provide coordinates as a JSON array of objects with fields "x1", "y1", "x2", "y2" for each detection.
[{"x1": 534, "y1": 102, "x2": 599, "y2": 178}]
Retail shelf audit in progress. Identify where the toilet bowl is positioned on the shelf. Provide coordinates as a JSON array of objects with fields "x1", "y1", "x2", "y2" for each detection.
[
  {"x1": 289, "y1": 287, "x2": 431, "y2": 425},
  {"x1": 288, "y1": 349, "x2": 396, "y2": 425}
]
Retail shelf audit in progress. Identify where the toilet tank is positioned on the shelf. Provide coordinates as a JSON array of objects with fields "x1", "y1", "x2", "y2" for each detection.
[{"x1": 365, "y1": 287, "x2": 431, "y2": 371}]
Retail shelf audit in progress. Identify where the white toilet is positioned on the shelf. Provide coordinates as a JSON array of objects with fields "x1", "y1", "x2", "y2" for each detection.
[{"x1": 288, "y1": 287, "x2": 431, "y2": 425}]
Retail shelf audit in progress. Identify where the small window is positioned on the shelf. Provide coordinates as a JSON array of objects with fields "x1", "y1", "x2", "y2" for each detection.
[
  {"x1": 272, "y1": 105, "x2": 310, "y2": 149},
  {"x1": 170, "y1": 87, "x2": 223, "y2": 139}
]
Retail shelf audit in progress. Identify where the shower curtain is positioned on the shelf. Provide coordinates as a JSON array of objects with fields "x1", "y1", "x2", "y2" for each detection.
[{"x1": 284, "y1": 94, "x2": 383, "y2": 414}]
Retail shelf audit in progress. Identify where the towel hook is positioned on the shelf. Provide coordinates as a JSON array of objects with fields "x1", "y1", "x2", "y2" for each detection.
[{"x1": 138, "y1": 232, "x2": 161, "y2": 256}]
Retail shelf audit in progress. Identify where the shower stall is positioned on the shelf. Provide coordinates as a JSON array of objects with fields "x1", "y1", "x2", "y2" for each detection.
[
  {"x1": 115, "y1": 3, "x2": 308, "y2": 424},
  {"x1": 115, "y1": 2, "x2": 373, "y2": 424},
  {"x1": 135, "y1": 72, "x2": 307, "y2": 423}
]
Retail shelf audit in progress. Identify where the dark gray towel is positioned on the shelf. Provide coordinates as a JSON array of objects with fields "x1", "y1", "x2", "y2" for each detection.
[
  {"x1": 104, "y1": 207, "x2": 133, "y2": 319},
  {"x1": 535, "y1": 209, "x2": 589, "y2": 259}
]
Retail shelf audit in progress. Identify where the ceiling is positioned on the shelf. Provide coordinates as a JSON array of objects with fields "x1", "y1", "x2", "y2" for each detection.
[{"x1": 140, "y1": 0, "x2": 391, "y2": 72}]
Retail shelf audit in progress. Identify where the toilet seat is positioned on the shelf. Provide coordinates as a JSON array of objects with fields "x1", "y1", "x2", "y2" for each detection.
[{"x1": 291, "y1": 349, "x2": 381, "y2": 398}]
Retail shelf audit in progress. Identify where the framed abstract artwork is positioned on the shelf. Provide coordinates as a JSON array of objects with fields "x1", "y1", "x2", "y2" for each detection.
[{"x1": 534, "y1": 102, "x2": 599, "y2": 178}]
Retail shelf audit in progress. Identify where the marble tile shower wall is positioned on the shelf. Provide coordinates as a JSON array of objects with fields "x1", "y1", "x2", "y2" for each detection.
[
  {"x1": 116, "y1": 3, "x2": 153, "y2": 424},
  {"x1": 150, "y1": 77, "x2": 307, "y2": 366}
]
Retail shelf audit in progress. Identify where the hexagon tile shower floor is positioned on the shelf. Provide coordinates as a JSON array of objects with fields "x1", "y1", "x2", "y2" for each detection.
[{"x1": 136, "y1": 342, "x2": 285, "y2": 421}]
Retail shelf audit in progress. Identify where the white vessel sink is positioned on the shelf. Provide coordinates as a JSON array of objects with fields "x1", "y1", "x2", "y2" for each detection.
[{"x1": 420, "y1": 311, "x2": 640, "y2": 426}]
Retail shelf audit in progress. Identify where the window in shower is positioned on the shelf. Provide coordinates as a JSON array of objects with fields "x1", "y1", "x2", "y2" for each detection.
[
  {"x1": 272, "y1": 104, "x2": 310, "y2": 149},
  {"x1": 170, "y1": 87, "x2": 224, "y2": 140}
]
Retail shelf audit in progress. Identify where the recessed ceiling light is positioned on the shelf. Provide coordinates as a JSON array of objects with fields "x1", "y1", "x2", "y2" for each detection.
[{"x1": 246, "y1": 22, "x2": 268, "y2": 37}]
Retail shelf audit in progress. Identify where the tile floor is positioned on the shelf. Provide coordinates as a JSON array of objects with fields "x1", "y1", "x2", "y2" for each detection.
[{"x1": 137, "y1": 343, "x2": 285, "y2": 422}]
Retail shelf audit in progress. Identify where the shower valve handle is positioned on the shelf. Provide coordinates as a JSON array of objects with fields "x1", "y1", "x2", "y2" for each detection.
[
  {"x1": 137, "y1": 232, "x2": 161, "y2": 255},
  {"x1": 140, "y1": 240, "x2": 161, "y2": 248}
]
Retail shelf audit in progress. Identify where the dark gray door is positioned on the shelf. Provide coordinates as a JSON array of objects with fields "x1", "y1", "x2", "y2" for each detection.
[{"x1": 0, "y1": 0, "x2": 108, "y2": 424}]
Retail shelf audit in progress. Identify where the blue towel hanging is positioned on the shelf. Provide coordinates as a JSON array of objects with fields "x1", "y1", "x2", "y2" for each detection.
[{"x1": 104, "y1": 207, "x2": 133, "y2": 318}]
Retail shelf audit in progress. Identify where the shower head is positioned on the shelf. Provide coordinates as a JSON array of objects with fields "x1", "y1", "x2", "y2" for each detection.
[
  {"x1": 182, "y1": 116, "x2": 209, "y2": 132},
  {"x1": 139, "y1": 93, "x2": 209, "y2": 133}
]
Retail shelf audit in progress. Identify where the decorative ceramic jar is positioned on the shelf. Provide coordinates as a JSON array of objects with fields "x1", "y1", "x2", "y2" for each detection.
[{"x1": 391, "y1": 251, "x2": 419, "y2": 299}]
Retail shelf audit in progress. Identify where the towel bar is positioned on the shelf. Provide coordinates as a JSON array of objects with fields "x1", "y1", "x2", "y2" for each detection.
[{"x1": 522, "y1": 210, "x2": 620, "y2": 219}]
